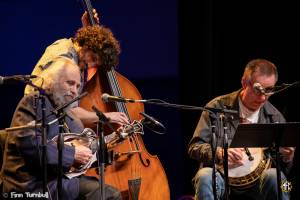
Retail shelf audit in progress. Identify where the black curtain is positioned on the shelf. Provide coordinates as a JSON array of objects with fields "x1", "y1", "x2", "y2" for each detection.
[{"x1": 179, "y1": 0, "x2": 300, "y2": 198}]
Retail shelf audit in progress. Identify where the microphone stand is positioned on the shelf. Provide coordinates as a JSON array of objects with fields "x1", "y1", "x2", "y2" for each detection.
[
  {"x1": 22, "y1": 79, "x2": 48, "y2": 194},
  {"x1": 274, "y1": 129, "x2": 283, "y2": 200},
  {"x1": 31, "y1": 90, "x2": 87, "y2": 200},
  {"x1": 6, "y1": 76, "x2": 48, "y2": 194},
  {"x1": 219, "y1": 113, "x2": 229, "y2": 200},
  {"x1": 57, "y1": 111, "x2": 67, "y2": 200},
  {"x1": 111, "y1": 98, "x2": 238, "y2": 200},
  {"x1": 210, "y1": 117, "x2": 218, "y2": 200},
  {"x1": 52, "y1": 92, "x2": 88, "y2": 200},
  {"x1": 40, "y1": 90, "x2": 48, "y2": 195},
  {"x1": 208, "y1": 109, "x2": 231, "y2": 200},
  {"x1": 92, "y1": 106, "x2": 110, "y2": 200}
]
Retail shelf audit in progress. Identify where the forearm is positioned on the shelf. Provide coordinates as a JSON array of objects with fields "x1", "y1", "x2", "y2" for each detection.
[
  {"x1": 71, "y1": 107, "x2": 98, "y2": 126},
  {"x1": 280, "y1": 147, "x2": 296, "y2": 175},
  {"x1": 189, "y1": 142, "x2": 213, "y2": 164},
  {"x1": 16, "y1": 134, "x2": 75, "y2": 169},
  {"x1": 47, "y1": 140, "x2": 76, "y2": 169}
]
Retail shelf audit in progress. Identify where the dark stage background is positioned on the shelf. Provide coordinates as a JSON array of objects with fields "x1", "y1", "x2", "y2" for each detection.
[{"x1": 0, "y1": 0, "x2": 299, "y2": 199}]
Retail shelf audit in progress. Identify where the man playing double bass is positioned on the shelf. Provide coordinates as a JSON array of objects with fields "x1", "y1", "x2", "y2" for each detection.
[
  {"x1": 24, "y1": 10, "x2": 129, "y2": 127},
  {"x1": 10, "y1": 10, "x2": 128, "y2": 200},
  {"x1": 21, "y1": 9, "x2": 170, "y2": 200}
]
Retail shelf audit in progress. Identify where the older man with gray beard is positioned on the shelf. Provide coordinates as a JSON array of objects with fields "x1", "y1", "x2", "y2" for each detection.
[{"x1": 0, "y1": 57, "x2": 121, "y2": 200}]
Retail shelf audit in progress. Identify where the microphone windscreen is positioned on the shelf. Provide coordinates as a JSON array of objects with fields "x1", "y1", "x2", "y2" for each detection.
[
  {"x1": 101, "y1": 93, "x2": 110, "y2": 102},
  {"x1": 253, "y1": 82, "x2": 264, "y2": 94}
]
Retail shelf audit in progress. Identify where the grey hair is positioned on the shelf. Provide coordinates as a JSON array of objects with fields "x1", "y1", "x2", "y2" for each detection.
[{"x1": 38, "y1": 57, "x2": 80, "y2": 93}]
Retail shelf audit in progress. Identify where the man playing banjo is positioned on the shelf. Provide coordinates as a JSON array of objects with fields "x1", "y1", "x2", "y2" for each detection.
[{"x1": 188, "y1": 58, "x2": 295, "y2": 200}]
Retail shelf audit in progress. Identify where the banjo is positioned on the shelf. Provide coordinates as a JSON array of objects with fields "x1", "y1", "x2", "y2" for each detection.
[
  {"x1": 218, "y1": 147, "x2": 271, "y2": 187},
  {"x1": 217, "y1": 113, "x2": 272, "y2": 187}
]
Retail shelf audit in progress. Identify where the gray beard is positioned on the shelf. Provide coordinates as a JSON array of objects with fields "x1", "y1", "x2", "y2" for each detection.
[
  {"x1": 48, "y1": 89, "x2": 71, "y2": 109},
  {"x1": 52, "y1": 91, "x2": 67, "y2": 107}
]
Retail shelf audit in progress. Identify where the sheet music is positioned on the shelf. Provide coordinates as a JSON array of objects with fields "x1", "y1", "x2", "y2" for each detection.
[{"x1": 65, "y1": 152, "x2": 97, "y2": 179}]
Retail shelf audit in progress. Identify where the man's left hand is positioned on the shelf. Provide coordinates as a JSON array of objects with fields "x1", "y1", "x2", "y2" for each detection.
[
  {"x1": 104, "y1": 112, "x2": 130, "y2": 126},
  {"x1": 81, "y1": 9, "x2": 100, "y2": 27},
  {"x1": 279, "y1": 147, "x2": 295, "y2": 163}
]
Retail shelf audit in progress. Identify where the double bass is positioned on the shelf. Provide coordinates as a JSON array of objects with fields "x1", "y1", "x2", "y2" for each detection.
[{"x1": 78, "y1": 1, "x2": 170, "y2": 199}]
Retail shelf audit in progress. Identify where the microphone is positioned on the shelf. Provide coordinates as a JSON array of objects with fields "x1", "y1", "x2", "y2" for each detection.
[
  {"x1": 92, "y1": 105, "x2": 110, "y2": 123},
  {"x1": 140, "y1": 112, "x2": 166, "y2": 134},
  {"x1": 92, "y1": 105, "x2": 115, "y2": 132},
  {"x1": 101, "y1": 93, "x2": 146, "y2": 103},
  {"x1": 253, "y1": 82, "x2": 274, "y2": 96},
  {"x1": 0, "y1": 75, "x2": 37, "y2": 85},
  {"x1": 253, "y1": 81, "x2": 300, "y2": 96}
]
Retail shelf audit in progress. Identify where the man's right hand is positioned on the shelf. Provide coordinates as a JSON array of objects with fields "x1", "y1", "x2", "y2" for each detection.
[
  {"x1": 217, "y1": 148, "x2": 244, "y2": 169},
  {"x1": 74, "y1": 145, "x2": 92, "y2": 165}
]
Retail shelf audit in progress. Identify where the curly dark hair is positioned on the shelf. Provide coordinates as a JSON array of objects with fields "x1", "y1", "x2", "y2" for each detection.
[{"x1": 74, "y1": 25, "x2": 121, "y2": 69}]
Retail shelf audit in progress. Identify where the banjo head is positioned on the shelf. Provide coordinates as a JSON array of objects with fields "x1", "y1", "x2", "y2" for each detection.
[
  {"x1": 228, "y1": 148, "x2": 263, "y2": 177},
  {"x1": 218, "y1": 148, "x2": 271, "y2": 187}
]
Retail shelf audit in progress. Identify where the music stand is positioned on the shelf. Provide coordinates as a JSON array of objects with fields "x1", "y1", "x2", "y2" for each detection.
[{"x1": 230, "y1": 122, "x2": 300, "y2": 200}]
